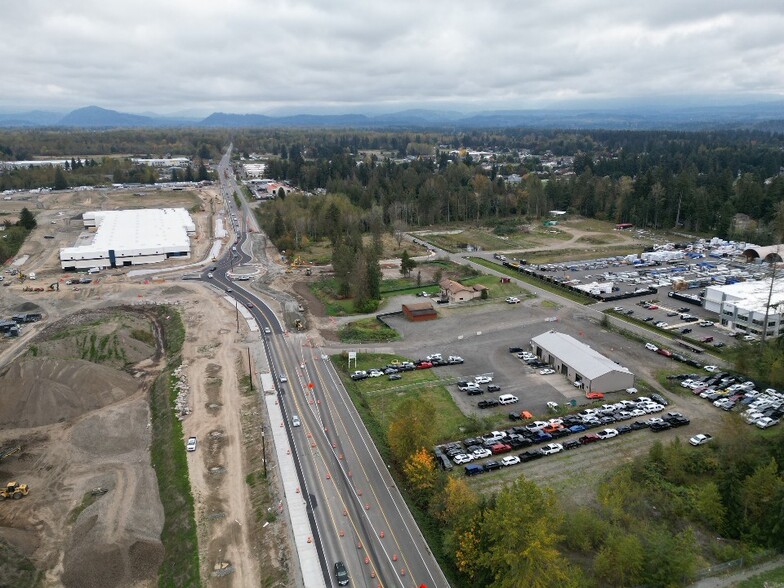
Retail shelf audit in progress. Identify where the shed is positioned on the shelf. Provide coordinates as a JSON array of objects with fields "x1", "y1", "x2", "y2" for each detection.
[{"x1": 402, "y1": 302, "x2": 437, "y2": 322}]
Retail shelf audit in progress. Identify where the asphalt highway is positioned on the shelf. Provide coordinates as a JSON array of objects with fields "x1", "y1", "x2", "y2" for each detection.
[{"x1": 203, "y1": 148, "x2": 449, "y2": 587}]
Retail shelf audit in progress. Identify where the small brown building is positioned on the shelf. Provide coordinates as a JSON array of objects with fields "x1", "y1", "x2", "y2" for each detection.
[{"x1": 402, "y1": 302, "x2": 438, "y2": 322}]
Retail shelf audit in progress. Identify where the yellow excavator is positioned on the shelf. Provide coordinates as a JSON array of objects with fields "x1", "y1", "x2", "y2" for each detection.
[{"x1": 0, "y1": 481, "x2": 29, "y2": 500}]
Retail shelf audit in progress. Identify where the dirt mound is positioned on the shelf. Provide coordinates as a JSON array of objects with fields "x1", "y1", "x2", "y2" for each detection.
[
  {"x1": 32, "y1": 312, "x2": 156, "y2": 370},
  {"x1": 161, "y1": 285, "x2": 189, "y2": 296},
  {"x1": 16, "y1": 301, "x2": 41, "y2": 312},
  {"x1": 0, "y1": 358, "x2": 140, "y2": 428}
]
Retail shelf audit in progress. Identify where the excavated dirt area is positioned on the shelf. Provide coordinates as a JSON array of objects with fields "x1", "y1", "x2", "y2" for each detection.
[{"x1": 0, "y1": 310, "x2": 165, "y2": 587}]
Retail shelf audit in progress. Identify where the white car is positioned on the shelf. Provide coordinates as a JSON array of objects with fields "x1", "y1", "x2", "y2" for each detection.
[
  {"x1": 539, "y1": 368, "x2": 556, "y2": 375},
  {"x1": 367, "y1": 369, "x2": 384, "y2": 378},
  {"x1": 597, "y1": 428, "x2": 619, "y2": 440},
  {"x1": 292, "y1": 415, "x2": 301, "y2": 427},
  {"x1": 541, "y1": 443, "x2": 563, "y2": 455},
  {"x1": 453, "y1": 453, "x2": 473, "y2": 464},
  {"x1": 207, "y1": 273, "x2": 214, "y2": 279},
  {"x1": 526, "y1": 420, "x2": 549, "y2": 432},
  {"x1": 613, "y1": 306, "x2": 624, "y2": 312},
  {"x1": 498, "y1": 394, "x2": 519, "y2": 405},
  {"x1": 689, "y1": 433, "x2": 712, "y2": 446},
  {"x1": 625, "y1": 387, "x2": 638, "y2": 394},
  {"x1": 756, "y1": 417, "x2": 780, "y2": 429},
  {"x1": 505, "y1": 296, "x2": 521, "y2": 304},
  {"x1": 546, "y1": 401, "x2": 560, "y2": 411},
  {"x1": 645, "y1": 343, "x2": 658, "y2": 352},
  {"x1": 501, "y1": 455, "x2": 521, "y2": 466},
  {"x1": 743, "y1": 335, "x2": 758, "y2": 342},
  {"x1": 186, "y1": 437, "x2": 197, "y2": 452},
  {"x1": 475, "y1": 375, "x2": 493, "y2": 384},
  {"x1": 704, "y1": 365, "x2": 718, "y2": 372},
  {"x1": 545, "y1": 316, "x2": 558, "y2": 322},
  {"x1": 472, "y1": 448, "x2": 492, "y2": 459},
  {"x1": 458, "y1": 382, "x2": 480, "y2": 392},
  {"x1": 655, "y1": 322, "x2": 668, "y2": 328}
]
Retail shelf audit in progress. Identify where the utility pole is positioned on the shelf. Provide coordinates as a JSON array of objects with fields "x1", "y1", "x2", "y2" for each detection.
[
  {"x1": 247, "y1": 348, "x2": 253, "y2": 391},
  {"x1": 261, "y1": 428, "x2": 267, "y2": 478},
  {"x1": 235, "y1": 298, "x2": 240, "y2": 333}
]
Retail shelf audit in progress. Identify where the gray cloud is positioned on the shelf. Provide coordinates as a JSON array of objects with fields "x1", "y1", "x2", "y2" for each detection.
[{"x1": 1, "y1": 0, "x2": 783, "y2": 114}]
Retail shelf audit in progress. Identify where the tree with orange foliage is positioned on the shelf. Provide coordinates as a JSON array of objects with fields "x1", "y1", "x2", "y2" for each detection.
[{"x1": 403, "y1": 447, "x2": 440, "y2": 507}]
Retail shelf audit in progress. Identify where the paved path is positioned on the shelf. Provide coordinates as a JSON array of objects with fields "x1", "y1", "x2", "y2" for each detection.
[{"x1": 689, "y1": 556, "x2": 784, "y2": 588}]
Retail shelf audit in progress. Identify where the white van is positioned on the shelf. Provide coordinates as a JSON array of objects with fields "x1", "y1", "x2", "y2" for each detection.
[
  {"x1": 88, "y1": 267, "x2": 101, "y2": 274},
  {"x1": 498, "y1": 394, "x2": 519, "y2": 405},
  {"x1": 28, "y1": 272, "x2": 36, "y2": 280}
]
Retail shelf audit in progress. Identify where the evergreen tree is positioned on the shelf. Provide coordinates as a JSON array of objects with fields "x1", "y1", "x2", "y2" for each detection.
[
  {"x1": 53, "y1": 166, "x2": 68, "y2": 190},
  {"x1": 18, "y1": 207, "x2": 36, "y2": 230}
]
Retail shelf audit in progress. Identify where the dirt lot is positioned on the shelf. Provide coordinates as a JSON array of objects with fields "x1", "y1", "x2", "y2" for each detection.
[{"x1": 0, "y1": 187, "x2": 288, "y2": 587}]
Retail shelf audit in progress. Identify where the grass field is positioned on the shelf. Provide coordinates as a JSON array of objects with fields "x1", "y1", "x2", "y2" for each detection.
[
  {"x1": 467, "y1": 257, "x2": 594, "y2": 305},
  {"x1": 460, "y1": 274, "x2": 531, "y2": 299},
  {"x1": 338, "y1": 317, "x2": 401, "y2": 343},
  {"x1": 737, "y1": 563, "x2": 784, "y2": 587},
  {"x1": 335, "y1": 352, "x2": 471, "y2": 443},
  {"x1": 424, "y1": 225, "x2": 569, "y2": 253}
]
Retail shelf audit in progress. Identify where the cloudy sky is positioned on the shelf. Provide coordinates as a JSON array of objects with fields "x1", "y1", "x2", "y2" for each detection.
[{"x1": 2, "y1": 0, "x2": 783, "y2": 115}]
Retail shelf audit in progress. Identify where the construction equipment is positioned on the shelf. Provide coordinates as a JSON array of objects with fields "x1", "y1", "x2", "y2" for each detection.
[
  {"x1": 49, "y1": 282, "x2": 59, "y2": 291},
  {"x1": 0, "y1": 481, "x2": 29, "y2": 500}
]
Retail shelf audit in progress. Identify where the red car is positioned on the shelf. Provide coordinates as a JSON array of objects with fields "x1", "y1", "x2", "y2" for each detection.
[
  {"x1": 416, "y1": 361, "x2": 433, "y2": 369},
  {"x1": 578, "y1": 433, "x2": 601, "y2": 445},
  {"x1": 656, "y1": 348, "x2": 673, "y2": 358},
  {"x1": 490, "y1": 443, "x2": 512, "y2": 455},
  {"x1": 585, "y1": 391, "x2": 605, "y2": 399}
]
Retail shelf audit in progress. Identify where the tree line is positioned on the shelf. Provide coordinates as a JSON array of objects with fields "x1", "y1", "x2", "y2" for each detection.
[{"x1": 385, "y1": 397, "x2": 784, "y2": 588}]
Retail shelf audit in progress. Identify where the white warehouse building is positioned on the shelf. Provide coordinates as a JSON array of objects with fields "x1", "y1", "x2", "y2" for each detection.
[
  {"x1": 60, "y1": 208, "x2": 195, "y2": 270},
  {"x1": 704, "y1": 277, "x2": 784, "y2": 337},
  {"x1": 530, "y1": 331, "x2": 635, "y2": 393}
]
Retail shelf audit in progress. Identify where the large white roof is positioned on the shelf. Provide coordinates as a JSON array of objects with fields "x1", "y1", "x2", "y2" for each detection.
[
  {"x1": 531, "y1": 330, "x2": 633, "y2": 380},
  {"x1": 708, "y1": 277, "x2": 784, "y2": 313},
  {"x1": 60, "y1": 208, "x2": 194, "y2": 261}
]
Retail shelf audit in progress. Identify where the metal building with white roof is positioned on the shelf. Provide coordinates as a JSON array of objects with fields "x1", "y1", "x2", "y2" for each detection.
[
  {"x1": 704, "y1": 277, "x2": 784, "y2": 337},
  {"x1": 60, "y1": 208, "x2": 195, "y2": 270},
  {"x1": 531, "y1": 330, "x2": 635, "y2": 393}
]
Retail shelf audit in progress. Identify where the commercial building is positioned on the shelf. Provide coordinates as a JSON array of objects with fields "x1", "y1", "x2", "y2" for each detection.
[
  {"x1": 530, "y1": 331, "x2": 635, "y2": 393},
  {"x1": 59, "y1": 208, "x2": 195, "y2": 270},
  {"x1": 703, "y1": 277, "x2": 784, "y2": 337}
]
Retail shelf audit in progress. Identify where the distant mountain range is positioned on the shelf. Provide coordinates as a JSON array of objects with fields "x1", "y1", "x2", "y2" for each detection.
[{"x1": 0, "y1": 103, "x2": 782, "y2": 131}]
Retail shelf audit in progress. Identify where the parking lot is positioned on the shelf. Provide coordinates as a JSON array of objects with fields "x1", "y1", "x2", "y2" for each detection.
[{"x1": 384, "y1": 299, "x2": 676, "y2": 419}]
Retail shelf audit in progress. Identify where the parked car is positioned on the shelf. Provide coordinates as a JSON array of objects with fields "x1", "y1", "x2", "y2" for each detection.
[
  {"x1": 483, "y1": 460, "x2": 502, "y2": 471},
  {"x1": 464, "y1": 464, "x2": 484, "y2": 476},
  {"x1": 505, "y1": 296, "x2": 521, "y2": 304},
  {"x1": 498, "y1": 394, "x2": 519, "y2": 405},
  {"x1": 689, "y1": 433, "x2": 712, "y2": 446},
  {"x1": 501, "y1": 455, "x2": 521, "y2": 467},
  {"x1": 539, "y1": 368, "x2": 556, "y2": 375},
  {"x1": 519, "y1": 449, "x2": 545, "y2": 462},
  {"x1": 650, "y1": 421, "x2": 672, "y2": 432},
  {"x1": 475, "y1": 375, "x2": 493, "y2": 384},
  {"x1": 487, "y1": 384, "x2": 501, "y2": 392},
  {"x1": 563, "y1": 440, "x2": 581, "y2": 450},
  {"x1": 490, "y1": 443, "x2": 512, "y2": 455},
  {"x1": 186, "y1": 436, "x2": 197, "y2": 452},
  {"x1": 477, "y1": 399, "x2": 499, "y2": 409},
  {"x1": 388, "y1": 373, "x2": 402, "y2": 381},
  {"x1": 578, "y1": 433, "x2": 601, "y2": 444},
  {"x1": 541, "y1": 443, "x2": 563, "y2": 455},
  {"x1": 585, "y1": 391, "x2": 605, "y2": 399},
  {"x1": 596, "y1": 428, "x2": 619, "y2": 440},
  {"x1": 453, "y1": 453, "x2": 473, "y2": 465}
]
